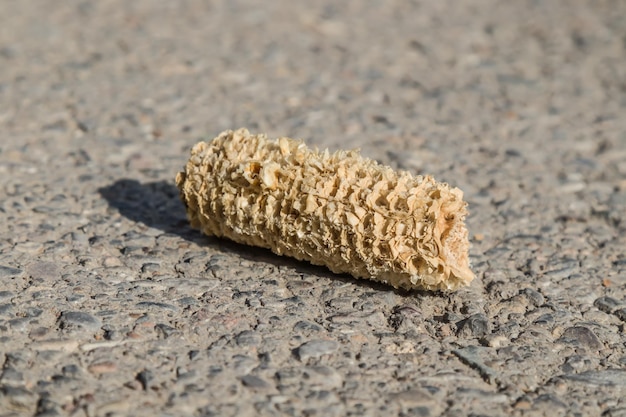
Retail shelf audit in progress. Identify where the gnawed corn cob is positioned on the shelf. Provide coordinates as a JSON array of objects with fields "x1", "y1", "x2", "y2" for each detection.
[{"x1": 176, "y1": 128, "x2": 474, "y2": 291}]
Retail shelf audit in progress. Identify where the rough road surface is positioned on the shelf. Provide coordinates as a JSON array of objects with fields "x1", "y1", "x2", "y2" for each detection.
[{"x1": 1, "y1": 1, "x2": 625, "y2": 416}]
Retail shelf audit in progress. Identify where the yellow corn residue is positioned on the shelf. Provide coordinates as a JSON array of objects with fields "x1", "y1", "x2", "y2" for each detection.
[{"x1": 176, "y1": 128, "x2": 474, "y2": 291}]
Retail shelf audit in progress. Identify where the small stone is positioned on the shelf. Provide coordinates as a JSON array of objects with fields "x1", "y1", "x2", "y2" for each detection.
[
  {"x1": 296, "y1": 340, "x2": 339, "y2": 361},
  {"x1": 136, "y1": 369, "x2": 153, "y2": 390},
  {"x1": 603, "y1": 408, "x2": 626, "y2": 417},
  {"x1": 533, "y1": 313, "x2": 554, "y2": 325},
  {"x1": 103, "y1": 257, "x2": 123, "y2": 268},
  {"x1": 531, "y1": 394, "x2": 568, "y2": 412},
  {"x1": 96, "y1": 400, "x2": 131, "y2": 415},
  {"x1": 26, "y1": 261, "x2": 60, "y2": 282},
  {"x1": 614, "y1": 308, "x2": 626, "y2": 322},
  {"x1": 236, "y1": 330, "x2": 261, "y2": 346},
  {"x1": 141, "y1": 263, "x2": 161, "y2": 273},
  {"x1": 521, "y1": 288, "x2": 545, "y2": 306},
  {"x1": 514, "y1": 397, "x2": 532, "y2": 410},
  {"x1": 0, "y1": 367, "x2": 24, "y2": 385},
  {"x1": 14, "y1": 241, "x2": 44, "y2": 253},
  {"x1": 561, "y1": 369, "x2": 626, "y2": 386},
  {"x1": 452, "y1": 346, "x2": 498, "y2": 385},
  {"x1": 457, "y1": 313, "x2": 490, "y2": 337},
  {"x1": 4, "y1": 352, "x2": 31, "y2": 368},
  {"x1": 58, "y1": 311, "x2": 101, "y2": 331},
  {"x1": 38, "y1": 352, "x2": 66, "y2": 368},
  {"x1": 293, "y1": 320, "x2": 323, "y2": 332},
  {"x1": 177, "y1": 296, "x2": 198, "y2": 307},
  {"x1": 61, "y1": 364, "x2": 81, "y2": 377},
  {"x1": 9, "y1": 318, "x2": 30, "y2": 331},
  {"x1": 240, "y1": 374, "x2": 272, "y2": 390},
  {"x1": 594, "y1": 296, "x2": 622, "y2": 314},
  {"x1": 443, "y1": 311, "x2": 463, "y2": 323},
  {"x1": 28, "y1": 327, "x2": 49, "y2": 340},
  {"x1": 23, "y1": 307, "x2": 42, "y2": 318},
  {"x1": 176, "y1": 366, "x2": 196, "y2": 381},
  {"x1": 135, "y1": 301, "x2": 178, "y2": 311},
  {"x1": 232, "y1": 355, "x2": 257, "y2": 375},
  {"x1": 155, "y1": 323, "x2": 180, "y2": 339},
  {"x1": 87, "y1": 361, "x2": 117, "y2": 375},
  {"x1": 480, "y1": 334, "x2": 508, "y2": 348},
  {"x1": 0, "y1": 291, "x2": 13, "y2": 301},
  {"x1": 0, "y1": 385, "x2": 37, "y2": 412},
  {"x1": 34, "y1": 396, "x2": 63, "y2": 417},
  {"x1": 0, "y1": 265, "x2": 22, "y2": 278},
  {"x1": 0, "y1": 303, "x2": 13, "y2": 316},
  {"x1": 558, "y1": 326, "x2": 603, "y2": 351},
  {"x1": 32, "y1": 339, "x2": 79, "y2": 352},
  {"x1": 389, "y1": 388, "x2": 436, "y2": 407},
  {"x1": 543, "y1": 259, "x2": 578, "y2": 280},
  {"x1": 561, "y1": 355, "x2": 592, "y2": 373},
  {"x1": 389, "y1": 304, "x2": 423, "y2": 333}
]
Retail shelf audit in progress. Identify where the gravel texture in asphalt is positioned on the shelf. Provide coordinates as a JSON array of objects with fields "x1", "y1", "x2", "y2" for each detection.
[{"x1": 1, "y1": 1, "x2": 625, "y2": 416}]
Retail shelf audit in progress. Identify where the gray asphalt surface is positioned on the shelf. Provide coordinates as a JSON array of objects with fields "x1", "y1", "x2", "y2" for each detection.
[{"x1": 1, "y1": 1, "x2": 626, "y2": 416}]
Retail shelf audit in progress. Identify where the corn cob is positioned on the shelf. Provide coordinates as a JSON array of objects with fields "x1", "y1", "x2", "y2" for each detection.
[{"x1": 175, "y1": 128, "x2": 474, "y2": 291}]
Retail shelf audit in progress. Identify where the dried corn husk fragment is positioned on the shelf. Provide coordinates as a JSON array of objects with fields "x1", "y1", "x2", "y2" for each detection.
[{"x1": 176, "y1": 128, "x2": 474, "y2": 291}]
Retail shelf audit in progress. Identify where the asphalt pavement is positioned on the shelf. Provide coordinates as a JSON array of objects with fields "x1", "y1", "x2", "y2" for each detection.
[{"x1": 1, "y1": 1, "x2": 625, "y2": 416}]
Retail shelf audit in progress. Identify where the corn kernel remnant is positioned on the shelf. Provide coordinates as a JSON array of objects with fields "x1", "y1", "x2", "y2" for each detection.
[{"x1": 176, "y1": 128, "x2": 474, "y2": 291}]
